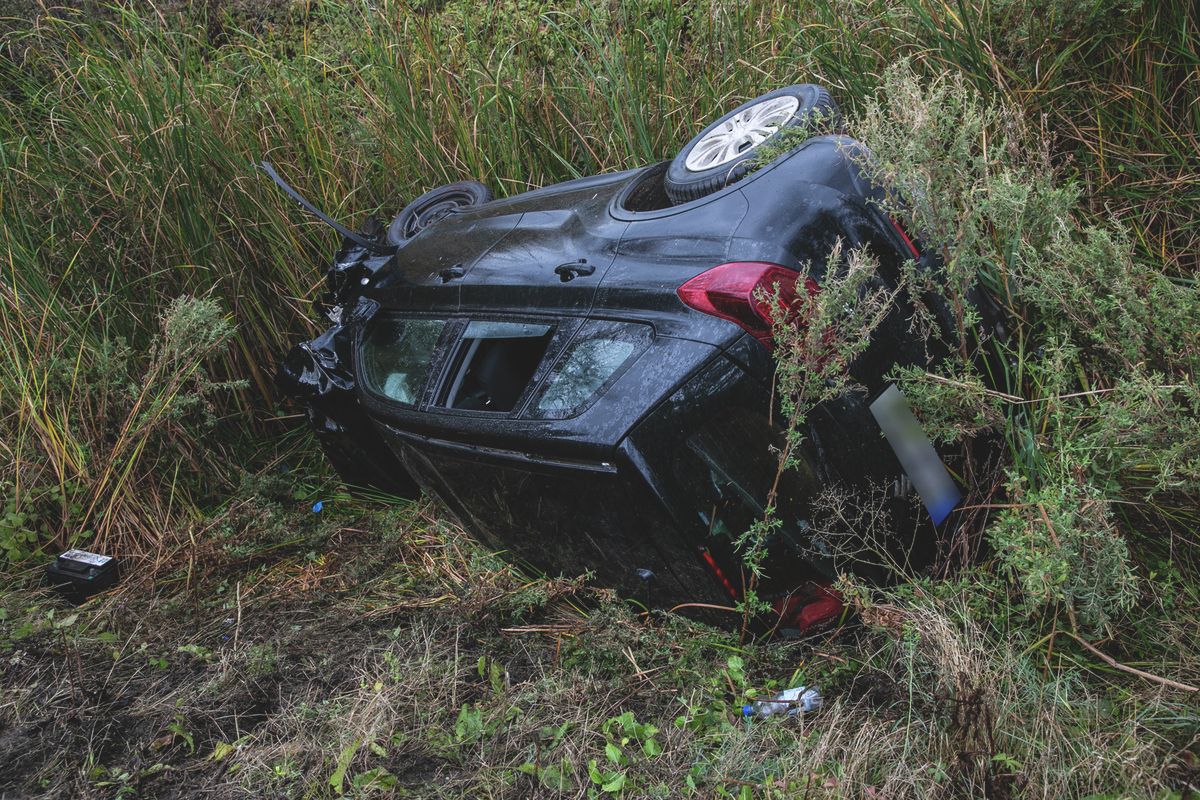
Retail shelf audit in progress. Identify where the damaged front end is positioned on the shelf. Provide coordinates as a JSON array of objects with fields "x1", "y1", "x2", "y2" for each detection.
[{"x1": 273, "y1": 189, "x2": 420, "y2": 498}]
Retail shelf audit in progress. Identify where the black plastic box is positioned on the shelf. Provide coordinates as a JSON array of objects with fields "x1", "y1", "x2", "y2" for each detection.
[{"x1": 46, "y1": 549, "x2": 119, "y2": 603}]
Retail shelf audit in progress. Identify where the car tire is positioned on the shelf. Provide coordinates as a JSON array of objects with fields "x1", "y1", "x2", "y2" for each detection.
[
  {"x1": 664, "y1": 84, "x2": 839, "y2": 205},
  {"x1": 387, "y1": 180, "x2": 493, "y2": 245}
]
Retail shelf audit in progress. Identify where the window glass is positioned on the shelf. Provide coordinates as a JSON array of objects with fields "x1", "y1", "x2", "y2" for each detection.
[
  {"x1": 535, "y1": 322, "x2": 650, "y2": 416},
  {"x1": 360, "y1": 317, "x2": 446, "y2": 405}
]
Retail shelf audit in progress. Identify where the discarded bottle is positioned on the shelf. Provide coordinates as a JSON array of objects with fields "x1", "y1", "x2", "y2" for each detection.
[{"x1": 742, "y1": 686, "x2": 822, "y2": 718}]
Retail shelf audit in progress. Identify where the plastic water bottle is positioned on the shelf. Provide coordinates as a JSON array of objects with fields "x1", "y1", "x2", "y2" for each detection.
[{"x1": 743, "y1": 686, "x2": 822, "y2": 718}]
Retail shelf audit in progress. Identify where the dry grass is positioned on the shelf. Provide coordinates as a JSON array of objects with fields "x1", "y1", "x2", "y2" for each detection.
[{"x1": 2, "y1": 492, "x2": 1195, "y2": 798}]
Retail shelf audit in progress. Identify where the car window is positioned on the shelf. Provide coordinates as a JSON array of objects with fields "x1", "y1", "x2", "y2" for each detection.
[
  {"x1": 360, "y1": 317, "x2": 446, "y2": 405},
  {"x1": 534, "y1": 321, "x2": 650, "y2": 417},
  {"x1": 442, "y1": 321, "x2": 554, "y2": 412}
]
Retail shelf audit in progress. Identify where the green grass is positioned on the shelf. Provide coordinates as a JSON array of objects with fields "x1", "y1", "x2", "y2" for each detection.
[{"x1": 1, "y1": 0, "x2": 1198, "y2": 797}]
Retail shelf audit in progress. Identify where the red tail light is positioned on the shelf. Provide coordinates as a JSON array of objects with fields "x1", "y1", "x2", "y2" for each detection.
[
  {"x1": 890, "y1": 217, "x2": 920, "y2": 259},
  {"x1": 676, "y1": 261, "x2": 816, "y2": 348}
]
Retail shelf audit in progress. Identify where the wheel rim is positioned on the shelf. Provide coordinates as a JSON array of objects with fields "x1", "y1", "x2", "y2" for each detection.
[{"x1": 683, "y1": 95, "x2": 801, "y2": 172}]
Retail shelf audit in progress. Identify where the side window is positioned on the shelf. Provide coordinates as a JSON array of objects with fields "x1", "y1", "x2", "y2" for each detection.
[
  {"x1": 533, "y1": 321, "x2": 650, "y2": 418},
  {"x1": 441, "y1": 321, "x2": 554, "y2": 413},
  {"x1": 359, "y1": 317, "x2": 446, "y2": 405}
]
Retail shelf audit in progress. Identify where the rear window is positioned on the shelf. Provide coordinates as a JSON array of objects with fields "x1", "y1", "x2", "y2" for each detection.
[
  {"x1": 360, "y1": 317, "x2": 446, "y2": 405},
  {"x1": 532, "y1": 320, "x2": 650, "y2": 418}
]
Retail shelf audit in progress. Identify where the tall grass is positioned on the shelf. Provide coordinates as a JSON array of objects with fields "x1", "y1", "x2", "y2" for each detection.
[
  {"x1": 0, "y1": 3, "x2": 1197, "y2": 796},
  {"x1": 0, "y1": 0, "x2": 1196, "y2": 553}
]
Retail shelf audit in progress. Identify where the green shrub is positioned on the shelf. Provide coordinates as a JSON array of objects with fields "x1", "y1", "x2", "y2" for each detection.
[
  {"x1": 0, "y1": 293, "x2": 243, "y2": 561},
  {"x1": 844, "y1": 62, "x2": 1198, "y2": 633}
]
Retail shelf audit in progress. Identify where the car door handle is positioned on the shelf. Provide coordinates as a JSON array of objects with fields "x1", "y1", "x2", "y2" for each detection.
[
  {"x1": 554, "y1": 259, "x2": 594, "y2": 282},
  {"x1": 439, "y1": 263, "x2": 465, "y2": 283}
]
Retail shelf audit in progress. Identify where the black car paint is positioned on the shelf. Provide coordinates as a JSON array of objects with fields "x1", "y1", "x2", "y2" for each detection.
[{"x1": 279, "y1": 135, "x2": 953, "y2": 610}]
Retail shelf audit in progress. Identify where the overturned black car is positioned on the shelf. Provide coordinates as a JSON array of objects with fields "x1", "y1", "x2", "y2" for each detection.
[{"x1": 275, "y1": 84, "x2": 976, "y2": 624}]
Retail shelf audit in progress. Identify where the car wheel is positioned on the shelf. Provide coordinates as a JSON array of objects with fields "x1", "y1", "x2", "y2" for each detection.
[
  {"x1": 664, "y1": 84, "x2": 839, "y2": 205},
  {"x1": 387, "y1": 180, "x2": 493, "y2": 245}
]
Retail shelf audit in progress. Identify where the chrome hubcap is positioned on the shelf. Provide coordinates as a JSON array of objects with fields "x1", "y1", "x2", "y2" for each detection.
[{"x1": 684, "y1": 95, "x2": 801, "y2": 172}]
